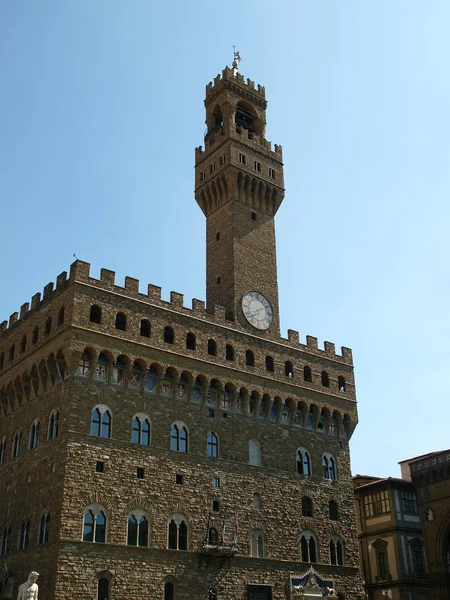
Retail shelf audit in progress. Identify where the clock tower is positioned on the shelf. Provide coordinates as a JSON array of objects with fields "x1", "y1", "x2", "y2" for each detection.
[{"x1": 195, "y1": 60, "x2": 285, "y2": 335}]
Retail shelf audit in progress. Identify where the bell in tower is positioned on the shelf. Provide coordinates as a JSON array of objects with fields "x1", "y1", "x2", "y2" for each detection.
[{"x1": 195, "y1": 58, "x2": 285, "y2": 336}]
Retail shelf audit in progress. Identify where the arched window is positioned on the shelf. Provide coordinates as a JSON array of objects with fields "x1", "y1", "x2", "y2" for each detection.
[
  {"x1": 246, "y1": 350, "x2": 255, "y2": 367},
  {"x1": 302, "y1": 496, "x2": 313, "y2": 517},
  {"x1": 48, "y1": 410, "x2": 60, "y2": 440},
  {"x1": 321, "y1": 371, "x2": 330, "y2": 387},
  {"x1": 58, "y1": 306, "x2": 65, "y2": 326},
  {"x1": 19, "y1": 519, "x2": 30, "y2": 550},
  {"x1": 208, "y1": 339, "x2": 217, "y2": 356},
  {"x1": 296, "y1": 448, "x2": 311, "y2": 476},
  {"x1": 265, "y1": 356, "x2": 274, "y2": 372},
  {"x1": 329, "y1": 500, "x2": 339, "y2": 521},
  {"x1": 38, "y1": 512, "x2": 50, "y2": 544},
  {"x1": 164, "y1": 582, "x2": 174, "y2": 600},
  {"x1": 98, "y1": 578, "x2": 109, "y2": 600},
  {"x1": 168, "y1": 516, "x2": 188, "y2": 550},
  {"x1": 20, "y1": 335, "x2": 27, "y2": 354},
  {"x1": 164, "y1": 326, "x2": 174, "y2": 344},
  {"x1": 140, "y1": 319, "x2": 151, "y2": 337},
  {"x1": 0, "y1": 438, "x2": 6, "y2": 465},
  {"x1": 9, "y1": 344, "x2": 15, "y2": 362},
  {"x1": 90, "y1": 305, "x2": 102, "y2": 324},
  {"x1": 285, "y1": 361, "x2": 293, "y2": 377},
  {"x1": 207, "y1": 432, "x2": 218, "y2": 458},
  {"x1": 171, "y1": 424, "x2": 188, "y2": 453},
  {"x1": 251, "y1": 530, "x2": 264, "y2": 558},
  {"x1": 91, "y1": 406, "x2": 112, "y2": 438},
  {"x1": 29, "y1": 420, "x2": 40, "y2": 449},
  {"x1": 32, "y1": 326, "x2": 39, "y2": 345},
  {"x1": 253, "y1": 493, "x2": 261, "y2": 509},
  {"x1": 338, "y1": 376, "x2": 346, "y2": 392},
  {"x1": 249, "y1": 440, "x2": 261, "y2": 466},
  {"x1": 12, "y1": 431, "x2": 22, "y2": 458},
  {"x1": 330, "y1": 536, "x2": 344, "y2": 565},
  {"x1": 115, "y1": 312, "x2": 126, "y2": 331},
  {"x1": 226, "y1": 344, "x2": 234, "y2": 361},
  {"x1": 322, "y1": 454, "x2": 336, "y2": 480},
  {"x1": 131, "y1": 416, "x2": 150, "y2": 446},
  {"x1": 306, "y1": 409, "x2": 315, "y2": 429},
  {"x1": 127, "y1": 512, "x2": 149, "y2": 547},
  {"x1": 208, "y1": 527, "x2": 218, "y2": 545},
  {"x1": 303, "y1": 365, "x2": 312, "y2": 382},
  {"x1": 300, "y1": 531, "x2": 317, "y2": 563},
  {"x1": 186, "y1": 332, "x2": 196, "y2": 350},
  {"x1": 83, "y1": 505, "x2": 106, "y2": 543},
  {"x1": 1, "y1": 525, "x2": 10, "y2": 556},
  {"x1": 44, "y1": 316, "x2": 52, "y2": 336}
]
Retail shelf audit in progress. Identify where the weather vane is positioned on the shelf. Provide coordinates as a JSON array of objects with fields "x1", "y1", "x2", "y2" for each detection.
[{"x1": 232, "y1": 45, "x2": 242, "y2": 70}]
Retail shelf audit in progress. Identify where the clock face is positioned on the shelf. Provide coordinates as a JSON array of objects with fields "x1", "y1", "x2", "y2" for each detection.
[{"x1": 241, "y1": 291, "x2": 273, "y2": 330}]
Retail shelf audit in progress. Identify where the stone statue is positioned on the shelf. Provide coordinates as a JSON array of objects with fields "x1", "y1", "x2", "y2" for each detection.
[{"x1": 17, "y1": 572, "x2": 39, "y2": 600}]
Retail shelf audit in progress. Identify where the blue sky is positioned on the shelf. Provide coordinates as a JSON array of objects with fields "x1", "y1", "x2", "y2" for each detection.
[{"x1": 1, "y1": 1, "x2": 449, "y2": 478}]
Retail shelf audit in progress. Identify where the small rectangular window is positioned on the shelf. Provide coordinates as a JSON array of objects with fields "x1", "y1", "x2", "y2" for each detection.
[
  {"x1": 222, "y1": 412, "x2": 228, "y2": 418},
  {"x1": 209, "y1": 163, "x2": 215, "y2": 173},
  {"x1": 251, "y1": 211, "x2": 257, "y2": 221},
  {"x1": 212, "y1": 500, "x2": 220, "y2": 512},
  {"x1": 208, "y1": 409, "x2": 215, "y2": 418},
  {"x1": 216, "y1": 276, "x2": 221, "y2": 284},
  {"x1": 216, "y1": 232, "x2": 220, "y2": 241},
  {"x1": 176, "y1": 473, "x2": 183, "y2": 485},
  {"x1": 137, "y1": 467, "x2": 145, "y2": 479},
  {"x1": 239, "y1": 153, "x2": 247, "y2": 165},
  {"x1": 254, "y1": 160, "x2": 261, "y2": 172},
  {"x1": 96, "y1": 461, "x2": 104, "y2": 473},
  {"x1": 269, "y1": 168, "x2": 276, "y2": 179},
  {"x1": 213, "y1": 476, "x2": 221, "y2": 488},
  {"x1": 199, "y1": 171, "x2": 205, "y2": 181},
  {"x1": 219, "y1": 154, "x2": 225, "y2": 165}
]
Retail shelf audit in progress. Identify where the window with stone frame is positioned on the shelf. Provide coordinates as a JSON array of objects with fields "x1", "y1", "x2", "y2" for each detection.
[
  {"x1": 171, "y1": 423, "x2": 188, "y2": 453},
  {"x1": 0, "y1": 525, "x2": 10, "y2": 556},
  {"x1": 253, "y1": 492, "x2": 262, "y2": 509},
  {"x1": 409, "y1": 537, "x2": 425, "y2": 574},
  {"x1": 186, "y1": 332, "x2": 196, "y2": 350},
  {"x1": 300, "y1": 530, "x2": 317, "y2": 563},
  {"x1": 83, "y1": 505, "x2": 107, "y2": 543},
  {"x1": 18, "y1": 519, "x2": 30, "y2": 551},
  {"x1": 164, "y1": 582, "x2": 174, "y2": 600},
  {"x1": 90, "y1": 304, "x2": 102, "y2": 324},
  {"x1": 140, "y1": 319, "x2": 151, "y2": 337},
  {"x1": 168, "y1": 515, "x2": 188, "y2": 550},
  {"x1": 0, "y1": 438, "x2": 6, "y2": 465},
  {"x1": 296, "y1": 448, "x2": 311, "y2": 476},
  {"x1": 38, "y1": 512, "x2": 50, "y2": 545},
  {"x1": 373, "y1": 539, "x2": 390, "y2": 578},
  {"x1": 251, "y1": 530, "x2": 264, "y2": 558},
  {"x1": 329, "y1": 500, "x2": 339, "y2": 521},
  {"x1": 249, "y1": 440, "x2": 261, "y2": 466},
  {"x1": 97, "y1": 576, "x2": 109, "y2": 600},
  {"x1": 301, "y1": 496, "x2": 313, "y2": 517},
  {"x1": 48, "y1": 410, "x2": 60, "y2": 440},
  {"x1": 91, "y1": 406, "x2": 112, "y2": 438},
  {"x1": 329, "y1": 536, "x2": 344, "y2": 565},
  {"x1": 364, "y1": 490, "x2": 390, "y2": 517},
  {"x1": 400, "y1": 489, "x2": 418, "y2": 514},
  {"x1": 131, "y1": 415, "x2": 151, "y2": 446},
  {"x1": 207, "y1": 432, "x2": 218, "y2": 458},
  {"x1": 29, "y1": 420, "x2": 40, "y2": 450},
  {"x1": 322, "y1": 453, "x2": 336, "y2": 480},
  {"x1": 12, "y1": 431, "x2": 22, "y2": 458},
  {"x1": 127, "y1": 511, "x2": 149, "y2": 547}
]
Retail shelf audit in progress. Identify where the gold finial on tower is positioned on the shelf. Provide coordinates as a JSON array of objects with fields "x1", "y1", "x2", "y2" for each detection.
[{"x1": 232, "y1": 45, "x2": 242, "y2": 74}]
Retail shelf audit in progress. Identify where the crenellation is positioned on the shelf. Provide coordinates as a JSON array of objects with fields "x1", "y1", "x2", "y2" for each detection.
[
  {"x1": 100, "y1": 267, "x2": 115, "y2": 287},
  {"x1": 287, "y1": 329, "x2": 299, "y2": 344},
  {"x1": 247, "y1": 78, "x2": 254, "y2": 89},
  {"x1": 56, "y1": 271, "x2": 68, "y2": 288},
  {"x1": 31, "y1": 292, "x2": 41, "y2": 310},
  {"x1": 125, "y1": 276, "x2": 139, "y2": 293},
  {"x1": 9, "y1": 312, "x2": 18, "y2": 327},
  {"x1": 147, "y1": 284, "x2": 162, "y2": 302},
  {"x1": 306, "y1": 335, "x2": 318, "y2": 349},
  {"x1": 69, "y1": 259, "x2": 90, "y2": 281},
  {"x1": 191, "y1": 298, "x2": 205, "y2": 312},
  {"x1": 20, "y1": 303, "x2": 29, "y2": 319},
  {"x1": 212, "y1": 305, "x2": 226, "y2": 320},
  {"x1": 43, "y1": 282, "x2": 54, "y2": 298},
  {"x1": 0, "y1": 321, "x2": 6, "y2": 333},
  {"x1": 170, "y1": 291, "x2": 184, "y2": 307},
  {"x1": 324, "y1": 341, "x2": 336, "y2": 355},
  {"x1": 341, "y1": 347, "x2": 353, "y2": 361},
  {"x1": 205, "y1": 67, "x2": 266, "y2": 101}
]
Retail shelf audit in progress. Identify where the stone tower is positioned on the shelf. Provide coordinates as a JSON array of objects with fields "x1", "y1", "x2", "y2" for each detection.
[
  {"x1": 195, "y1": 65, "x2": 284, "y2": 335},
  {"x1": 0, "y1": 63, "x2": 363, "y2": 600}
]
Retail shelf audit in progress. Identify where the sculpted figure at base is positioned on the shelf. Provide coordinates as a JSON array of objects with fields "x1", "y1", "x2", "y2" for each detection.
[{"x1": 17, "y1": 572, "x2": 39, "y2": 600}]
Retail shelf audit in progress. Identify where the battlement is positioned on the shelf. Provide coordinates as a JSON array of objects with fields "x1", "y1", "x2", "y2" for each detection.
[
  {"x1": 206, "y1": 67, "x2": 266, "y2": 100},
  {"x1": 0, "y1": 260, "x2": 353, "y2": 365}
]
